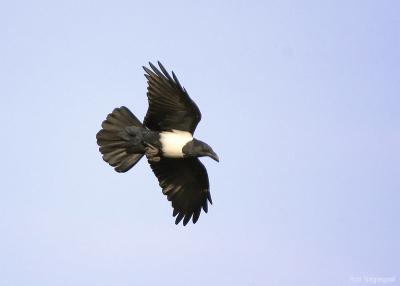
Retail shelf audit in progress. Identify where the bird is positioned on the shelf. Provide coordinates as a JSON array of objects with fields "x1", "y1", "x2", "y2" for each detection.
[{"x1": 96, "y1": 61, "x2": 219, "y2": 226}]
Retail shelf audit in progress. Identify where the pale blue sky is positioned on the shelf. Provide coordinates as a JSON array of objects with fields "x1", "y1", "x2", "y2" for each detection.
[{"x1": 1, "y1": 1, "x2": 399, "y2": 285}]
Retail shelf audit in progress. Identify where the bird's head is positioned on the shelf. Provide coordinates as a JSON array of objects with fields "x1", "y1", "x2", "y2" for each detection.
[{"x1": 183, "y1": 139, "x2": 219, "y2": 162}]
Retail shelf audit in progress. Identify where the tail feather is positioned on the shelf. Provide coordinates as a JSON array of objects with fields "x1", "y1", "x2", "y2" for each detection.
[
  {"x1": 96, "y1": 106, "x2": 144, "y2": 173},
  {"x1": 115, "y1": 154, "x2": 143, "y2": 172}
]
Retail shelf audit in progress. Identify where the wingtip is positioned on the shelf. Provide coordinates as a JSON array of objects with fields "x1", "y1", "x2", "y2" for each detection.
[
  {"x1": 142, "y1": 65, "x2": 151, "y2": 75},
  {"x1": 183, "y1": 214, "x2": 192, "y2": 226},
  {"x1": 175, "y1": 212, "x2": 184, "y2": 225},
  {"x1": 149, "y1": 61, "x2": 157, "y2": 70},
  {"x1": 183, "y1": 216, "x2": 190, "y2": 226},
  {"x1": 157, "y1": 60, "x2": 164, "y2": 69},
  {"x1": 202, "y1": 201, "x2": 208, "y2": 213},
  {"x1": 192, "y1": 208, "x2": 201, "y2": 224},
  {"x1": 207, "y1": 192, "x2": 213, "y2": 204}
]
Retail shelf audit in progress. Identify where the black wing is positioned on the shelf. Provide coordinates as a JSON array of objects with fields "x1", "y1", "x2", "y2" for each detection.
[
  {"x1": 143, "y1": 61, "x2": 201, "y2": 133},
  {"x1": 149, "y1": 158, "x2": 212, "y2": 226}
]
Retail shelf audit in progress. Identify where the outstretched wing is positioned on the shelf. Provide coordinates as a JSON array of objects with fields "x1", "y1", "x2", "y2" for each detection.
[
  {"x1": 149, "y1": 158, "x2": 212, "y2": 226},
  {"x1": 143, "y1": 61, "x2": 201, "y2": 133}
]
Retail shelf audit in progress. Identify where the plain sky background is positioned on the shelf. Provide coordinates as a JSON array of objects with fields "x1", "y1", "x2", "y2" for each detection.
[{"x1": 1, "y1": 1, "x2": 399, "y2": 285}]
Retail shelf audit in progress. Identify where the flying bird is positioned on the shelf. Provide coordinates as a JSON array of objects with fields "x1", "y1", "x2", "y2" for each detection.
[{"x1": 96, "y1": 62, "x2": 219, "y2": 226}]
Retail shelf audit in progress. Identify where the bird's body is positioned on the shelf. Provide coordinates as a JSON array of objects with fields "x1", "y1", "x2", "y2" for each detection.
[
  {"x1": 159, "y1": 130, "x2": 193, "y2": 158},
  {"x1": 96, "y1": 62, "x2": 218, "y2": 225}
]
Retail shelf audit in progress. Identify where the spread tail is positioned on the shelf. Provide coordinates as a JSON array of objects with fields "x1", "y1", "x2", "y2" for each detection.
[{"x1": 96, "y1": 106, "x2": 144, "y2": 173}]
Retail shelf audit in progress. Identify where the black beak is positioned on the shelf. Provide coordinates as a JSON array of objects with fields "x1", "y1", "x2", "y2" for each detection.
[{"x1": 208, "y1": 150, "x2": 219, "y2": 162}]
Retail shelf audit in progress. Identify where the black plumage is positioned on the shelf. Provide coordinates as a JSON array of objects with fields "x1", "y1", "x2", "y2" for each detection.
[
  {"x1": 96, "y1": 62, "x2": 218, "y2": 226},
  {"x1": 96, "y1": 106, "x2": 144, "y2": 173},
  {"x1": 143, "y1": 62, "x2": 201, "y2": 133},
  {"x1": 149, "y1": 158, "x2": 212, "y2": 225}
]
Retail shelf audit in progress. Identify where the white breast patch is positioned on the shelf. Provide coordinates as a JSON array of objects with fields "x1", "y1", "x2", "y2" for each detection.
[{"x1": 159, "y1": 130, "x2": 193, "y2": 158}]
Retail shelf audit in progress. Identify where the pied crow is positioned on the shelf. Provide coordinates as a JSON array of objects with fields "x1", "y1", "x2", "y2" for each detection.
[{"x1": 96, "y1": 62, "x2": 219, "y2": 226}]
